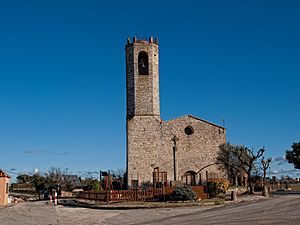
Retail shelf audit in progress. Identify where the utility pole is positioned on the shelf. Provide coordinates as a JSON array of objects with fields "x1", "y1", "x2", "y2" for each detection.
[{"x1": 171, "y1": 135, "x2": 179, "y2": 182}]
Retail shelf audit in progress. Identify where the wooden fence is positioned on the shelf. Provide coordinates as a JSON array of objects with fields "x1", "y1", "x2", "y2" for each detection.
[
  {"x1": 79, "y1": 191, "x2": 107, "y2": 201},
  {"x1": 79, "y1": 189, "x2": 166, "y2": 202},
  {"x1": 11, "y1": 183, "x2": 35, "y2": 191},
  {"x1": 78, "y1": 186, "x2": 207, "y2": 202}
]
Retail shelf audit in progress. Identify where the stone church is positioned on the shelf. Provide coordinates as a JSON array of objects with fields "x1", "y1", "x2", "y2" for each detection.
[{"x1": 126, "y1": 37, "x2": 226, "y2": 189}]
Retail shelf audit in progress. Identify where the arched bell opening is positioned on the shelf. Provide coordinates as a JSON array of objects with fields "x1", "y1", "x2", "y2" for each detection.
[{"x1": 138, "y1": 51, "x2": 149, "y2": 75}]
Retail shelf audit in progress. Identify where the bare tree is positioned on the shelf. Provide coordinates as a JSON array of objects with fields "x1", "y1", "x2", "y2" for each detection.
[
  {"x1": 260, "y1": 157, "x2": 272, "y2": 197},
  {"x1": 234, "y1": 147, "x2": 265, "y2": 194},
  {"x1": 217, "y1": 143, "x2": 242, "y2": 186},
  {"x1": 45, "y1": 167, "x2": 68, "y2": 194},
  {"x1": 217, "y1": 143, "x2": 265, "y2": 194}
]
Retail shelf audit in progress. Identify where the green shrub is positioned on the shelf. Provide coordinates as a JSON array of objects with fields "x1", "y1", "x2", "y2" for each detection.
[
  {"x1": 207, "y1": 179, "x2": 229, "y2": 198},
  {"x1": 83, "y1": 179, "x2": 100, "y2": 191},
  {"x1": 170, "y1": 184, "x2": 196, "y2": 201}
]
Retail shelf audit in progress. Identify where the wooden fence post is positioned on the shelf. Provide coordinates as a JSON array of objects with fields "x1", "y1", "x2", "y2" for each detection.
[{"x1": 206, "y1": 170, "x2": 209, "y2": 199}]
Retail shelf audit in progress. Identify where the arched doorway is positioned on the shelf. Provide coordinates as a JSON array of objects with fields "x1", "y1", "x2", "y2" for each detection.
[{"x1": 183, "y1": 171, "x2": 197, "y2": 186}]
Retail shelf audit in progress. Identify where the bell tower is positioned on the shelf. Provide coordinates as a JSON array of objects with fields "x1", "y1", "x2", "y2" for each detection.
[
  {"x1": 125, "y1": 36, "x2": 160, "y2": 119},
  {"x1": 126, "y1": 37, "x2": 161, "y2": 188}
]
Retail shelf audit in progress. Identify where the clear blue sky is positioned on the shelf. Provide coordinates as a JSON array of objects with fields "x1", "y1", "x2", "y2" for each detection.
[{"x1": 1, "y1": 0, "x2": 299, "y2": 180}]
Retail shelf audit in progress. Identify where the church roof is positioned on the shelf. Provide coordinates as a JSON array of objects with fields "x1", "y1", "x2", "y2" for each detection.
[
  {"x1": 0, "y1": 169, "x2": 11, "y2": 178},
  {"x1": 165, "y1": 114, "x2": 226, "y2": 129}
]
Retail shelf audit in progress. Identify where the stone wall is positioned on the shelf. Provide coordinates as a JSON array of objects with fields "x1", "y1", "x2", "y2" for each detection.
[
  {"x1": 160, "y1": 115, "x2": 226, "y2": 183},
  {"x1": 127, "y1": 114, "x2": 226, "y2": 187},
  {"x1": 127, "y1": 115, "x2": 162, "y2": 184}
]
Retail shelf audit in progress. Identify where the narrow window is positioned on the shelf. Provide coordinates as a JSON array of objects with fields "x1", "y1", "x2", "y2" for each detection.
[
  {"x1": 138, "y1": 51, "x2": 149, "y2": 75},
  {"x1": 131, "y1": 180, "x2": 138, "y2": 189},
  {"x1": 6, "y1": 183, "x2": 9, "y2": 194}
]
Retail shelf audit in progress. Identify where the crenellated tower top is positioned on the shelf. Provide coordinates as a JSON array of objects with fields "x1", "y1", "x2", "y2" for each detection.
[{"x1": 126, "y1": 36, "x2": 158, "y2": 45}]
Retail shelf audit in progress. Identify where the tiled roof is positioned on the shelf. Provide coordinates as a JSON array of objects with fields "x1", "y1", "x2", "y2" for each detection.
[{"x1": 0, "y1": 169, "x2": 11, "y2": 178}]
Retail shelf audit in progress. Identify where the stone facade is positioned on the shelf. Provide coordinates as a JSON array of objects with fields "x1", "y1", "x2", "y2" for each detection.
[{"x1": 126, "y1": 37, "x2": 226, "y2": 188}]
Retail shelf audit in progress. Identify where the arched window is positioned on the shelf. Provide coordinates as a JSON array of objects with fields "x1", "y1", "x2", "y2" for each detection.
[{"x1": 138, "y1": 51, "x2": 149, "y2": 75}]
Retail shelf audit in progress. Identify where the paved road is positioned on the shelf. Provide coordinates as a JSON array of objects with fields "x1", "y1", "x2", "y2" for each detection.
[
  {"x1": 0, "y1": 201, "x2": 58, "y2": 225},
  {"x1": 0, "y1": 201, "x2": 120, "y2": 225},
  {"x1": 107, "y1": 195, "x2": 300, "y2": 225},
  {"x1": 0, "y1": 195, "x2": 299, "y2": 225}
]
